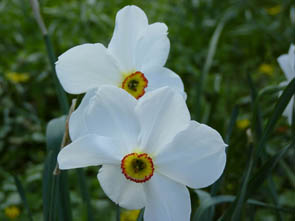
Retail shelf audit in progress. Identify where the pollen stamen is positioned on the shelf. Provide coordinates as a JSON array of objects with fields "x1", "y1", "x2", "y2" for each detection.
[
  {"x1": 121, "y1": 72, "x2": 148, "y2": 99},
  {"x1": 121, "y1": 153, "x2": 154, "y2": 183}
]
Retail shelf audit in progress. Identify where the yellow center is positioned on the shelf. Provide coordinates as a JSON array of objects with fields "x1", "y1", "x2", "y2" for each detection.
[
  {"x1": 121, "y1": 72, "x2": 148, "y2": 99},
  {"x1": 121, "y1": 153, "x2": 154, "y2": 183}
]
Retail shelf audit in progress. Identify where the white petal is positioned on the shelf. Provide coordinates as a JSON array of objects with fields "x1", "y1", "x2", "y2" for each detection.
[
  {"x1": 135, "y1": 23, "x2": 170, "y2": 70},
  {"x1": 69, "y1": 89, "x2": 97, "y2": 141},
  {"x1": 156, "y1": 121, "x2": 227, "y2": 189},
  {"x1": 288, "y1": 44, "x2": 295, "y2": 74},
  {"x1": 85, "y1": 86, "x2": 140, "y2": 154},
  {"x1": 283, "y1": 96, "x2": 294, "y2": 125},
  {"x1": 279, "y1": 81, "x2": 294, "y2": 125},
  {"x1": 108, "y1": 5, "x2": 148, "y2": 72},
  {"x1": 143, "y1": 66, "x2": 186, "y2": 99},
  {"x1": 278, "y1": 54, "x2": 294, "y2": 81},
  {"x1": 143, "y1": 173, "x2": 191, "y2": 221},
  {"x1": 56, "y1": 43, "x2": 121, "y2": 94},
  {"x1": 97, "y1": 164, "x2": 146, "y2": 210},
  {"x1": 57, "y1": 134, "x2": 122, "y2": 170},
  {"x1": 135, "y1": 87, "x2": 190, "y2": 155}
]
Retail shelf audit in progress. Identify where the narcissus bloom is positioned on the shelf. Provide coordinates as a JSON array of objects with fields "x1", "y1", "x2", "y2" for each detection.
[
  {"x1": 55, "y1": 5, "x2": 185, "y2": 99},
  {"x1": 278, "y1": 44, "x2": 295, "y2": 124},
  {"x1": 58, "y1": 86, "x2": 227, "y2": 221}
]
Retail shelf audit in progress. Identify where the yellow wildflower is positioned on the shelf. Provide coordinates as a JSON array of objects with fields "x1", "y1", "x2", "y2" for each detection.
[
  {"x1": 4, "y1": 206, "x2": 20, "y2": 219},
  {"x1": 5, "y1": 72, "x2": 30, "y2": 83},
  {"x1": 258, "y1": 64, "x2": 274, "y2": 76},
  {"x1": 237, "y1": 119, "x2": 250, "y2": 130},
  {"x1": 266, "y1": 5, "x2": 281, "y2": 16},
  {"x1": 121, "y1": 209, "x2": 140, "y2": 221}
]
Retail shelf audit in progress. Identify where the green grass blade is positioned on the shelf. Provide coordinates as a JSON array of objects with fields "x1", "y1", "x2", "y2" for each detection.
[
  {"x1": 116, "y1": 204, "x2": 120, "y2": 221},
  {"x1": 224, "y1": 106, "x2": 240, "y2": 145},
  {"x1": 43, "y1": 35, "x2": 69, "y2": 114},
  {"x1": 194, "y1": 9, "x2": 236, "y2": 120},
  {"x1": 137, "y1": 209, "x2": 144, "y2": 221},
  {"x1": 77, "y1": 168, "x2": 94, "y2": 221},
  {"x1": 194, "y1": 191, "x2": 294, "y2": 221},
  {"x1": 211, "y1": 106, "x2": 239, "y2": 195},
  {"x1": 29, "y1": 0, "x2": 69, "y2": 114},
  {"x1": 221, "y1": 79, "x2": 295, "y2": 220},
  {"x1": 279, "y1": 159, "x2": 295, "y2": 187},
  {"x1": 247, "y1": 73, "x2": 263, "y2": 138},
  {"x1": 247, "y1": 73, "x2": 283, "y2": 220},
  {"x1": 44, "y1": 116, "x2": 68, "y2": 221},
  {"x1": 255, "y1": 78, "x2": 295, "y2": 158},
  {"x1": 227, "y1": 146, "x2": 255, "y2": 221},
  {"x1": 58, "y1": 171, "x2": 72, "y2": 221},
  {"x1": 13, "y1": 175, "x2": 33, "y2": 221},
  {"x1": 208, "y1": 106, "x2": 239, "y2": 220},
  {"x1": 247, "y1": 142, "x2": 294, "y2": 197}
]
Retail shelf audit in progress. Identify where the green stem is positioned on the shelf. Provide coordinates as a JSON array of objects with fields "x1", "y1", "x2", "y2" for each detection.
[
  {"x1": 116, "y1": 205, "x2": 120, "y2": 221},
  {"x1": 43, "y1": 35, "x2": 69, "y2": 113}
]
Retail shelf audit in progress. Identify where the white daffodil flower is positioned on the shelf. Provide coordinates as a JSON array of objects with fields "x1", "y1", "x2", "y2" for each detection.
[
  {"x1": 57, "y1": 86, "x2": 227, "y2": 221},
  {"x1": 55, "y1": 5, "x2": 185, "y2": 99},
  {"x1": 277, "y1": 44, "x2": 295, "y2": 124}
]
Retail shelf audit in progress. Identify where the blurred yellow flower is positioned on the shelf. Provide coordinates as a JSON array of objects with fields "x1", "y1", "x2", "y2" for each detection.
[
  {"x1": 4, "y1": 206, "x2": 20, "y2": 219},
  {"x1": 5, "y1": 72, "x2": 30, "y2": 83},
  {"x1": 258, "y1": 64, "x2": 274, "y2": 76},
  {"x1": 121, "y1": 209, "x2": 140, "y2": 221},
  {"x1": 237, "y1": 119, "x2": 250, "y2": 130},
  {"x1": 266, "y1": 5, "x2": 281, "y2": 16}
]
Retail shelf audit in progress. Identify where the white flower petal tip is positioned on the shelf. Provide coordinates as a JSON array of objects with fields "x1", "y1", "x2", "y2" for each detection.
[{"x1": 55, "y1": 43, "x2": 121, "y2": 94}]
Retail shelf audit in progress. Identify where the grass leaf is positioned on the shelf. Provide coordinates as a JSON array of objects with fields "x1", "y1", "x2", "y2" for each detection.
[{"x1": 13, "y1": 175, "x2": 33, "y2": 221}]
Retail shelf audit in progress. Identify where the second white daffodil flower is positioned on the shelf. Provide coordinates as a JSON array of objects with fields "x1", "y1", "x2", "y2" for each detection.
[
  {"x1": 56, "y1": 5, "x2": 185, "y2": 99},
  {"x1": 277, "y1": 44, "x2": 295, "y2": 124},
  {"x1": 57, "y1": 86, "x2": 227, "y2": 221}
]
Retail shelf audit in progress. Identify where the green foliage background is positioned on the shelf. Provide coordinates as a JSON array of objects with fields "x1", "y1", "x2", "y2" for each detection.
[{"x1": 0, "y1": 0, "x2": 294, "y2": 220}]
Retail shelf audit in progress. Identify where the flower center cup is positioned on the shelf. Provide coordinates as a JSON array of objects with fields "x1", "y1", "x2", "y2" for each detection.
[
  {"x1": 121, "y1": 72, "x2": 148, "y2": 99},
  {"x1": 121, "y1": 153, "x2": 154, "y2": 183}
]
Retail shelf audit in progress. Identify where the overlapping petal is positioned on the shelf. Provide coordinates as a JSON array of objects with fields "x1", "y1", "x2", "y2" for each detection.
[
  {"x1": 108, "y1": 5, "x2": 148, "y2": 72},
  {"x1": 56, "y1": 43, "x2": 121, "y2": 94},
  {"x1": 57, "y1": 134, "x2": 122, "y2": 169},
  {"x1": 69, "y1": 89, "x2": 97, "y2": 141},
  {"x1": 97, "y1": 164, "x2": 146, "y2": 210},
  {"x1": 135, "y1": 23, "x2": 170, "y2": 71},
  {"x1": 135, "y1": 87, "x2": 190, "y2": 154},
  {"x1": 143, "y1": 173, "x2": 191, "y2": 221},
  {"x1": 143, "y1": 66, "x2": 186, "y2": 99},
  {"x1": 288, "y1": 44, "x2": 295, "y2": 75},
  {"x1": 156, "y1": 121, "x2": 227, "y2": 189},
  {"x1": 282, "y1": 89, "x2": 294, "y2": 125},
  {"x1": 278, "y1": 54, "x2": 294, "y2": 81},
  {"x1": 84, "y1": 86, "x2": 140, "y2": 154}
]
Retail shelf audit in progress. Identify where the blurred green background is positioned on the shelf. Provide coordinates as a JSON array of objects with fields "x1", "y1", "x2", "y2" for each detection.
[{"x1": 0, "y1": 0, "x2": 294, "y2": 220}]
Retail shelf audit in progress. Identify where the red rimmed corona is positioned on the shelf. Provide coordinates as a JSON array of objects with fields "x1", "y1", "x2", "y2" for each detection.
[
  {"x1": 121, "y1": 72, "x2": 148, "y2": 99},
  {"x1": 121, "y1": 152, "x2": 154, "y2": 183}
]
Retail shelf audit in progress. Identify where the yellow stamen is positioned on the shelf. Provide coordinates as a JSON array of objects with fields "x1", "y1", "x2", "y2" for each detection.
[
  {"x1": 121, "y1": 153, "x2": 154, "y2": 183},
  {"x1": 121, "y1": 72, "x2": 148, "y2": 99}
]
